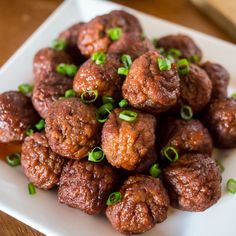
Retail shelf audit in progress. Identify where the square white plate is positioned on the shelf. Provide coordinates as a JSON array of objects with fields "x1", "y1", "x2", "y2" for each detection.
[{"x1": 0, "y1": 0, "x2": 236, "y2": 235}]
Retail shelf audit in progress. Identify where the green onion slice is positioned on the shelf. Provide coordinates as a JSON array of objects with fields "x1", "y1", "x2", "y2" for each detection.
[
  {"x1": 52, "y1": 38, "x2": 67, "y2": 51},
  {"x1": 35, "y1": 119, "x2": 45, "y2": 130},
  {"x1": 88, "y1": 147, "x2": 105, "y2": 162},
  {"x1": 180, "y1": 105, "x2": 193, "y2": 121},
  {"x1": 118, "y1": 67, "x2": 129, "y2": 75},
  {"x1": 91, "y1": 51, "x2": 106, "y2": 65},
  {"x1": 107, "y1": 27, "x2": 122, "y2": 41},
  {"x1": 81, "y1": 90, "x2": 98, "y2": 103},
  {"x1": 149, "y1": 163, "x2": 161, "y2": 178},
  {"x1": 157, "y1": 58, "x2": 171, "y2": 71},
  {"x1": 119, "y1": 110, "x2": 138, "y2": 122},
  {"x1": 56, "y1": 63, "x2": 78, "y2": 77},
  {"x1": 102, "y1": 96, "x2": 115, "y2": 105},
  {"x1": 18, "y1": 84, "x2": 33, "y2": 95},
  {"x1": 121, "y1": 54, "x2": 132, "y2": 68},
  {"x1": 216, "y1": 160, "x2": 225, "y2": 173},
  {"x1": 167, "y1": 48, "x2": 182, "y2": 59},
  {"x1": 65, "y1": 89, "x2": 76, "y2": 98},
  {"x1": 227, "y1": 178, "x2": 236, "y2": 194},
  {"x1": 162, "y1": 146, "x2": 179, "y2": 162},
  {"x1": 190, "y1": 54, "x2": 201, "y2": 63},
  {"x1": 106, "y1": 192, "x2": 122, "y2": 205},
  {"x1": 5, "y1": 153, "x2": 21, "y2": 167},
  {"x1": 119, "y1": 99, "x2": 128, "y2": 108},
  {"x1": 28, "y1": 183, "x2": 36, "y2": 195},
  {"x1": 56, "y1": 63, "x2": 67, "y2": 75},
  {"x1": 177, "y1": 59, "x2": 190, "y2": 76},
  {"x1": 96, "y1": 103, "x2": 114, "y2": 123},
  {"x1": 25, "y1": 128, "x2": 34, "y2": 136}
]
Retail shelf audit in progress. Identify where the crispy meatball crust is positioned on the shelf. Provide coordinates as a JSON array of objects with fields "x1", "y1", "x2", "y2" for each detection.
[
  {"x1": 73, "y1": 54, "x2": 123, "y2": 98},
  {"x1": 203, "y1": 98, "x2": 236, "y2": 148},
  {"x1": 78, "y1": 10, "x2": 142, "y2": 57},
  {"x1": 45, "y1": 98, "x2": 100, "y2": 159},
  {"x1": 122, "y1": 50, "x2": 180, "y2": 114},
  {"x1": 201, "y1": 61, "x2": 229, "y2": 100},
  {"x1": 163, "y1": 153, "x2": 221, "y2": 212},
  {"x1": 157, "y1": 34, "x2": 202, "y2": 61},
  {"x1": 58, "y1": 159, "x2": 117, "y2": 215},
  {"x1": 32, "y1": 72, "x2": 73, "y2": 118},
  {"x1": 106, "y1": 175, "x2": 170, "y2": 235},
  {"x1": 21, "y1": 132, "x2": 64, "y2": 190},
  {"x1": 0, "y1": 91, "x2": 39, "y2": 143},
  {"x1": 102, "y1": 109, "x2": 157, "y2": 171}
]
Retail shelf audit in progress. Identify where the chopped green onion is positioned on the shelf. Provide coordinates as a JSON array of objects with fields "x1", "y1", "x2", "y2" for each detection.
[
  {"x1": 119, "y1": 110, "x2": 138, "y2": 122},
  {"x1": 119, "y1": 99, "x2": 128, "y2": 108},
  {"x1": 5, "y1": 153, "x2": 21, "y2": 167},
  {"x1": 106, "y1": 192, "x2": 122, "y2": 205},
  {"x1": 167, "y1": 48, "x2": 182, "y2": 58},
  {"x1": 190, "y1": 54, "x2": 201, "y2": 63},
  {"x1": 96, "y1": 103, "x2": 114, "y2": 123},
  {"x1": 107, "y1": 27, "x2": 122, "y2": 41},
  {"x1": 56, "y1": 63, "x2": 78, "y2": 77},
  {"x1": 65, "y1": 89, "x2": 76, "y2": 98},
  {"x1": 231, "y1": 93, "x2": 236, "y2": 99},
  {"x1": 91, "y1": 51, "x2": 106, "y2": 65},
  {"x1": 18, "y1": 84, "x2": 33, "y2": 95},
  {"x1": 157, "y1": 58, "x2": 171, "y2": 71},
  {"x1": 177, "y1": 59, "x2": 190, "y2": 76},
  {"x1": 28, "y1": 183, "x2": 36, "y2": 195},
  {"x1": 162, "y1": 146, "x2": 179, "y2": 162},
  {"x1": 81, "y1": 90, "x2": 98, "y2": 103},
  {"x1": 25, "y1": 128, "x2": 34, "y2": 136},
  {"x1": 56, "y1": 63, "x2": 67, "y2": 75},
  {"x1": 226, "y1": 178, "x2": 236, "y2": 194},
  {"x1": 166, "y1": 55, "x2": 175, "y2": 63},
  {"x1": 88, "y1": 147, "x2": 105, "y2": 162},
  {"x1": 118, "y1": 67, "x2": 129, "y2": 75},
  {"x1": 52, "y1": 38, "x2": 67, "y2": 51},
  {"x1": 102, "y1": 96, "x2": 115, "y2": 105},
  {"x1": 149, "y1": 163, "x2": 161, "y2": 178},
  {"x1": 180, "y1": 105, "x2": 193, "y2": 121},
  {"x1": 216, "y1": 160, "x2": 225, "y2": 173},
  {"x1": 121, "y1": 54, "x2": 132, "y2": 69},
  {"x1": 35, "y1": 119, "x2": 45, "y2": 130}
]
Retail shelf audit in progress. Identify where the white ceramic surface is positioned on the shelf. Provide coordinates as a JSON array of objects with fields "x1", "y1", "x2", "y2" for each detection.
[{"x1": 0, "y1": 0, "x2": 236, "y2": 235}]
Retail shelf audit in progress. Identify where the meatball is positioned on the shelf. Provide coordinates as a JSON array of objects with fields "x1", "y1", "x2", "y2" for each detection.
[
  {"x1": 73, "y1": 54, "x2": 123, "y2": 98},
  {"x1": 108, "y1": 33, "x2": 155, "y2": 60},
  {"x1": 201, "y1": 61, "x2": 229, "y2": 100},
  {"x1": 21, "y1": 132, "x2": 64, "y2": 190},
  {"x1": 58, "y1": 159, "x2": 117, "y2": 215},
  {"x1": 157, "y1": 34, "x2": 202, "y2": 62},
  {"x1": 122, "y1": 50, "x2": 180, "y2": 114},
  {"x1": 203, "y1": 98, "x2": 236, "y2": 148},
  {"x1": 78, "y1": 10, "x2": 142, "y2": 57},
  {"x1": 159, "y1": 118, "x2": 213, "y2": 155},
  {"x1": 33, "y1": 47, "x2": 72, "y2": 82},
  {"x1": 32, "y1": 72, "x2": 73, "y2": 118},
  {"x1": 102, "y1": 109, "x2": 157, "y2": 171},
  {"x1": 45, "y1": 97, "x2": 100, "y2": 159},
  {"x1": 163, "y1": 153, "x2": 221, "y2": 212},
  {"x1": 106, "y1": 175, "x2": 169, "y2": 234},
  {"x1": 178, "y1": 63, "x2": 212, "y2": 113},
  {"x1": 0, "y1": 91, "x2": 39, "y2": 143}
]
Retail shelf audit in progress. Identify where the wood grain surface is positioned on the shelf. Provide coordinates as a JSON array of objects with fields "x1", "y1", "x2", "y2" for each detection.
[{"x1": 0, "y1": 0, "x2": 234, "y2": 235}]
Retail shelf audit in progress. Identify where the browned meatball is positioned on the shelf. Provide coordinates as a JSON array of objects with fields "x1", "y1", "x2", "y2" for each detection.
[
  {"x1": 102, "y1": 109, "x2": 157, "y2": 171},
  {"x1": 106, "y1": 175, "x2": 169, "y2": 234},
  {"x1": 163, "y1": 153, "x2": 221, "y2": 212},
  {"x1": 32, "y1": 72, "x2": 73, "y2": 118},
  {"x1": 159, "y1": 118, "x2": 213, "y2": 155},
  {"x1": 157, "y1": 34, "x2": 202, "y2": 62},
  {"x1": 58, "y1": 159, "x2": 117, "y2": 215},
  {"x1": 108, "y1": 33, "x2": 154, "y2": 59},
  {"x1": 78, "y1": 10, "x2": 142, "y2": 57},
  {"x1": 21, "y1": 132, "x2": 64, "y2": 190},
  {"x1": 73, "y1": 54, "x2": 123, "y2": 98},
  {"x1": 0, "y1": 91, "x2": 39, "y2": 143},
  {"x1": 45, "y1": 98, "x2": 100, "y2": 159},
  {"x1": 33, "y1": 47, "x2": 72, "y2": 82},
  {"x1": 201, "y1": 61, "x2": 229, "y2": 100},
  {"x1": 203, "y1": 98, "x2": 236, "y2": 148},
  {"x1": 178, "y1": 63, "x2": 212, "y2": 113},
  {"x1": 122, "y1": 50, "x2": 180, "y2": 114}
]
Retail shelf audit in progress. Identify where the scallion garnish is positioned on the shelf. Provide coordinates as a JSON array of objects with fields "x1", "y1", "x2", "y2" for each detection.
[
  {"x1": 167, "y1": 48, "x2": 182, "y2": 59},
  {"x1": 106, "y1": 192, "x2": 122, "y2": 205},
  {"x1": 177, "y1": 59, "x2": 190, "y2": 76},
  {"x1": 25, "y1": 128, "x2": 34, "y2": 136},
  {"x1": 227, "y1": 179, "x2": 236, "y2": 194},
  {"x1": 162, "y1": 146, "x2": 179, "y2": 162},
  {"x1": 65, "y1": 89, "x2": 76, "y2": 98},
  {"x1": 56, "y1": 63, "x2": 78, "y2": 77},
  {"x1": 52, "y1": 38, "x2": 67, "y2": 51},
  {"x1": 88, "y1": 147, "x2": 105, "y2": 162},
  {"x1": 121, "y1": 54, "x2": 132, "y2": 69},
  {"x1": 107, "y1": 27, "x2": 122, "y2": 41},
  {"x1": 118, "y1": 67, "x2": 129, "y2": 75},
  {"x1": 190, "y1": 54, "x2": 200, "y2": 63},
  {"x1": 216, "y1": 160, "x2": 225, "y2": 173},
  {"x1": 5, "y1": 153, "x2": 21, "y2": 167},
  {"x1": 28, "y1": 183, "x2": 36, "y2": 195},
  {"x1": 35, "y1": 119, "x2": 45, "y2": 130},
  {"x1": 119, "y1": 110, "x2": 137, "y2": 122},
  {"x1": 149, "y1": 163, "x2": 161, "y2": 178},
  {"x1": 119, "y1": 99, "x2": 128, "y2": 108},
  {"x1": 180, "y1": 105, "x2": 193, "y2": 121},
  {"x1": 91, "y1": 51, "x2": 106, "y2": 65},
  {"x1": 102, "y1": 96, "x2": 115, "y2": 105},
  {"x1": 96, "y1": 103, "x2": 114, "y2": 123},
  {"x1": 157, "y1": 58, "x2": 171, "y2": 71},
  {"x1": 18, "y1": 84, "x2": 33, "y2": 95},
  {"x1": 81, "y1": 90, "x2": 98, "y2": 104}
]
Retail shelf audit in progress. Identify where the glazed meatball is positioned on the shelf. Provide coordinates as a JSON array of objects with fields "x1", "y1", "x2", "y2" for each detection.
[
  {"x1": 203, "y1": 98, "x2": 236, "y2": 148},
  {"x1": 178, "y1": 63, "x2": 212, "y2": 113},
  {"x1": 58, "y1": 159, "x2": 117, "y2": 215},
  {"x1": 0, "y1": 91, "x2": 39, "y2": 143},
  {"x1": 33, "y1": 47, "x2": 72, "y2": 82},
  {"x1": 32, "y1": 72, "x2": 73, "y2": 118},
  {"x1": 108, "y1": 33, "x2": 154, "y2": 60},
  {"x1": 102, "y1": 109, "x2": 157, "y2": 171},
  {"x1": 106, "y1": 175, "x2": 169, "y2": 234},
  {"x1": 45, "y1": 97, "x2": 100, "y2": 159},
  {"x1": 73, "y1": 54, "x2": 123, "y2": 98},
  {"x1": 21, "y1": 132, "x2": 64, "y2": 190},
  {"x1": 201, "y1": 61, "x2": 229, "y2": 100},
  {"x1": 78, "y1": 10, "x2": 142, "y2": 57},
  {"x1": 163, "y1": 153, "x2": 221, "y2": 212},
  {"x1": 159, "y1": 118, "x2": 213, "y2": 155},
  {"x1": 122, "y1": 50, "x2": 180, "y2": 114},
  {"x1": 157, "y1": 34, "x2": 202, "y2": 62}
]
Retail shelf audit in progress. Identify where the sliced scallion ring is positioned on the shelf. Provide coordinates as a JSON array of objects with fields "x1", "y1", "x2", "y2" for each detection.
[
  {"x1": 157, "y1": 58, "x2": 171, "y2": 71},
  {"x1": 149, "y1": 163, "x2": 161, "y2": 178},
  {"x1": 88, "y1": 147, "x2": 105, "y2": 162},
  {"x1": 18, "y1": 83, "x2": 33, "y2": 95},
  {"x1": 177, "y1": 59, "x2": 190, "y2": 76},
  {"x1": 119, "y1": 110, "x2": 137, "y2": 122},
  {"x1": 65, "y1": 89, "x2": 76, "y2": 98},
  {"x1": 96, "y1": 103, "x2": 114, "y2": 123},
  {"x1": 52, "y1": 38, "x2": 67, "y2": 51},
  {"x1": 91, "y1": 51, "x2": 106, "y2": 65},
  {"x1": 102, "y1": 96, "x2": 115, "y2": 105},
  {"x1": 28, "y1": 183, "x2": 36, "y2": 195},
  {"x1": 226, "y1": 179, "x2": 236, "y2": 194},
  {"x1": 5, "y1": 153, "x2": 21, "y2": 167},
  {"x1": 162, "y1": 146, "x2": 179, "y2": 162},
  {"x1": 25, "y1": 128, "x2": 34, "y2": 136},
  {"x1": 167, "y1": 48, "x2": 182, "y2": 59},
  {"x1": 35, "y1": 119, "x2": 45, "y2": 130},
  {"x1": 119, "y1": 99, "x2": 128, "y2": 108},
  {"x1": 106, "y1": 192, "x2": 122, "y2": 205},
  {"x1": 81, "y1": 90, "x2": 98, "y2": 103},
  {"x1": 180, "y1": 105, "x2": 193, "y2": 121},
  {"x1": 107, "y1": 27, "x2": 122, "y2": 41}
]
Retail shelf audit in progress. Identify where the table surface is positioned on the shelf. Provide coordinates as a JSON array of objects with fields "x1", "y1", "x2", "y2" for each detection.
[{"x1": 0, "y1": 0, "x2": 235, "y2": 235}]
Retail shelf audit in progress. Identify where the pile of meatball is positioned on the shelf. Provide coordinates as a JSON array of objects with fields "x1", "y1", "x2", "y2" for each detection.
[{"x1": 0, "y1": 10, "x2": 236, "y2": 235}]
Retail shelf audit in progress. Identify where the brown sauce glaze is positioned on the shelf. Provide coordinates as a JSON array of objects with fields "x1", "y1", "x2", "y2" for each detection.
[{"x1": 0, "y1": 142, "x2": 22, "y2": 160}]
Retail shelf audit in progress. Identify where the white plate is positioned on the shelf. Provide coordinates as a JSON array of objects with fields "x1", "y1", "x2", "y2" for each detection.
[{"x1": 0, "y1": 0, "x2": 236, "y2": 235}]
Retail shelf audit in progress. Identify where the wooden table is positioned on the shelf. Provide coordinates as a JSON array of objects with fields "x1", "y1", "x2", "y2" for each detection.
[{"x1": 0, "y1": 0, "x2": 234, "y2": 235}]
